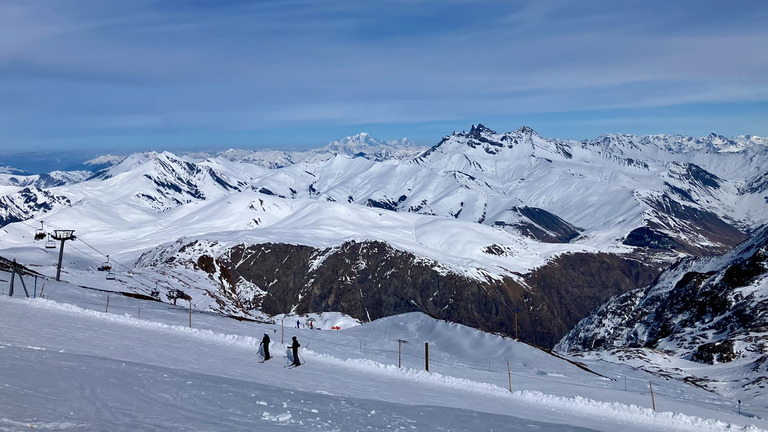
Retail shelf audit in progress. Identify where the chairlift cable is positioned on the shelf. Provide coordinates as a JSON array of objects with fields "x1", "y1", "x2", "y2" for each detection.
[{"x1": 17, "y1": 217, "x2": 172, "y2": 295}]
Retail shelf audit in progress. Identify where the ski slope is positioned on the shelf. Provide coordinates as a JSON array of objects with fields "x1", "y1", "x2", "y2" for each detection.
[{"x1": 1, "y1": 275, "x2": 765, "y2": 431}]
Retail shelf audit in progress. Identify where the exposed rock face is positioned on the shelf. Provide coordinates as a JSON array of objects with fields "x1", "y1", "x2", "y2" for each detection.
[
  {"x1": 627, "y1": 191, "x2": 747, "y2": 255},
  {"x1": 494, "y1": 206, "x2": 582, "y2": 243},
  {"x1": 524, "y1": 252, "x2": 660, "y2": 346},
  {"x1": 0, "y1": 187, "x2": 71, "y2": 228},
  {"x1": 195, "y1": 241, "x2": 661, "y2": 347},
  {"x1": 691, "y1": 340, "x2": 738, "y2": 364},
  {"x1": 557, "y1": 226, "x2": 768, "y2": 394}
]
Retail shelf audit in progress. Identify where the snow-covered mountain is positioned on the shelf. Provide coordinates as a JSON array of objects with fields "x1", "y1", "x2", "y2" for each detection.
[
  {"x1": 320, "y1": 132, "x2": 423, "y2": 161},
  {"x1": 0, "y1": 164, "x2": 28, "y2": 175},
  {"x1": 196, "y1": 133, "x2": 424, "y2": 169},
  {"x1": 0, "y1": 187, "x2": 72, "y2": 227},
  {"x1": 0, "y1": 170, "x2": 92, "y2": 189},
  {"x1": 557, "y1": 225, "x2": 768, "y2": 400},
  {"x1": 0, "y1": 126, "x2": 766, "y2": 349}
]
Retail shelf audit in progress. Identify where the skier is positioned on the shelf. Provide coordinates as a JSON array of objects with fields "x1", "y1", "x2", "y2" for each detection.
[
  {"x1": 289, "y1": 336, "x2": 301, "y2": 366},
  {"x1": 296, "y1": 319, "x2": 301, "y2": 329},
  {"x1": 260, "y1": 333, "x2": 271, "y2": 361}
]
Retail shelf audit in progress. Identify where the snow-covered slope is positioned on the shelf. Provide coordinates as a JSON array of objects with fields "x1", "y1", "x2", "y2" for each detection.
[
  {"x1": 2, "y1": 282, "x2": 766, "y2": 431},
  {"x1": 557, "y1": 226, "x2": 768, "y2": 399}
]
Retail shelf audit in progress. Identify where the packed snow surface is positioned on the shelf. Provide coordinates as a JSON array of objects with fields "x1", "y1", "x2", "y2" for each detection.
[{"x1": 1, "y1": 275, "x2": 766, "y2": 431}]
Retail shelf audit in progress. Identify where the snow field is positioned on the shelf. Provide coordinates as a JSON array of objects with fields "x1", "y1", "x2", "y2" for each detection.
[{"x1": 1, "y1": 282, "x2": 766, "y2": 431}]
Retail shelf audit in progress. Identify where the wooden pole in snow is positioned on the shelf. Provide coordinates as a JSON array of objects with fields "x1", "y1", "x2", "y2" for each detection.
[
  {"x1": 649, "y1": 381, "x2": 656, "y2": 411},
  {"x1": 396, "y1": 339, "x2": 408, "y2": 368},
  {"x1": 508, "y1": 361, "x2": 512, "y2": 392}
]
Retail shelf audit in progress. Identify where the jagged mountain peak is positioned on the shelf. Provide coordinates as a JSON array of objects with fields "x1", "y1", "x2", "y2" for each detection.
[
  {"x1": 466, "y1": 124, "x2": 538, "y2": 137},
  {"x1": 467, "y1": 123, "x2": 497, "y2": 136},
  {"x1": 420, "y1": 124, "x2": 571, "y2": 163}
]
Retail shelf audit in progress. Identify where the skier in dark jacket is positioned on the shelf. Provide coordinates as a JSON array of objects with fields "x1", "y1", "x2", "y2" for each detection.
[
  {"x1": 260, "y1": 333, "x2": 271, "y2": 361},
  {"x1": 289, "y1": 336, "x2": 301, "y2": 366}
]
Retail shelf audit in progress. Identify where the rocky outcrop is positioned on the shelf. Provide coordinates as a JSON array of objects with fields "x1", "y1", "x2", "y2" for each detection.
[
  {"x1": 191, "y1": 241, "x2": 661, "y2": 348},
  {"x1": 556, "y1": 227, "x2": 768, "y2": 397},
  {"x1": 559, "y1": 227, "x2": 768, "y2": 355}
]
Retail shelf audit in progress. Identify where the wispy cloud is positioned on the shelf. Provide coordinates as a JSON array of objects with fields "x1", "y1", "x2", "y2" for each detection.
[{"x1": 1, "y1": 0, "x2": 766, "y2": 153}]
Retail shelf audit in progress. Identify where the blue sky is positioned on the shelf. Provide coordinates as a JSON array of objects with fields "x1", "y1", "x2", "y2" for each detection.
[{"x1": 1, "y1": 0, "x2": 767, "y2": 158}]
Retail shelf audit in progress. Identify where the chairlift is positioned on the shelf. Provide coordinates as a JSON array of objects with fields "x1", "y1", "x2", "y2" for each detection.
[
  {"x1": 34, "y1": 222, "x2": 46, "y2": 241},
  {"x1": 106, "y1": 271, "x2": 116, "y2": 280},
  {"x1": 98, "y1": 255, "x2": 112, "y2": 272},
  {"x1": 44, "y1": 236, "x2": 56, "y2": 249}
]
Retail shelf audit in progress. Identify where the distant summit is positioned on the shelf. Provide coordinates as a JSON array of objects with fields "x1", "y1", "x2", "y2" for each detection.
[
  {"x1": 0, "y1": 164, "x2": 29, "y2": 175},
  {"x1": 320, "y1": 133, "x2": 422, "y2": 161},
  {"x1": 83, "y1": 154, "x2": 127, "y2": 169}
]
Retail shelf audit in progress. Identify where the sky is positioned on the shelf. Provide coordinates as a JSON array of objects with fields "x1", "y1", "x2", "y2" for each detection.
[{"x1": 1, "y1": 0, "x2": 767, "y2": 157}]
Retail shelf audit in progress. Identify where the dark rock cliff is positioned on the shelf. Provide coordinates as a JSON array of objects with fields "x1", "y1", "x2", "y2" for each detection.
[{"x1": 196, "y1": 240, "x2": 661, "y2": 347}]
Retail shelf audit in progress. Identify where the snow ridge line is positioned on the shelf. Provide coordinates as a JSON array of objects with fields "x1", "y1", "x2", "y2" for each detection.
[
  {"x1": 14, "y1": 297, "x2": 765, "y2": 432},
  {"x1": 20, "y1": 297, "x2": 264, "y2": 349}
]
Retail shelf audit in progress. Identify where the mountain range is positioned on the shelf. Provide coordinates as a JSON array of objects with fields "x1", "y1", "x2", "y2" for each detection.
[{"x1": 1, "y1": 126, "x2": 766, "y2": 355}]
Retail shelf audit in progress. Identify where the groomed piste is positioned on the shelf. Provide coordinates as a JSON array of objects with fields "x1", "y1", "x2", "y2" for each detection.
[{"x1": 1, "y1": 278, "x2": 765, "y2": 432}]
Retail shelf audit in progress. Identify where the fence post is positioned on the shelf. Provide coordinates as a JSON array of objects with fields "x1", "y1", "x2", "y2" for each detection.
[
  {"x1": 105, "y1": 295, "x2": 110, "y2": 313},
  {"x1": 649, "y1": 381, "x2": 656, "y2": 411},
  {"x1": 508, "y1": 361, "x2": 512, "y2": 392},
  {"x1": 425, "y1": 343, "x2": 429, "y2": 372},
  {"x1": 396, "y1": 339, "x2": 408, "y2": 368},
  {"x1": 9, "y1": 262, "x2": 15, "y2": 296},
  {"x1": 188, "y1": 300, "x2": 192, "y2": 328}
]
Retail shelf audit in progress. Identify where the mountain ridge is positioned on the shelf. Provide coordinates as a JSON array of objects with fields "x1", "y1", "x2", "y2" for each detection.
[
  {"x1": 1, "y1": 125, "x2": 767, "y2": 348},
  {"x1": 556, "y1": 224, "x2": 768, "y2": 398}
]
